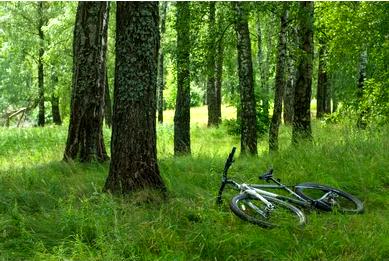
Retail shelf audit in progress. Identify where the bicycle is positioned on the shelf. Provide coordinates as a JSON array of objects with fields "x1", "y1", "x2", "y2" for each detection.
[{"x1": 216, "y1": 147, "x2": 364, "y2": 228}]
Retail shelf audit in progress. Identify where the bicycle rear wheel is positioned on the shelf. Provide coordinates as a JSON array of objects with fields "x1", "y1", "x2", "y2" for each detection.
[
  {"x1": 230, "y1": 193, "x2": 306, "y2": 228},
  {"x1": 295, "y1": 183, "x2": 364, "y2": 213}
]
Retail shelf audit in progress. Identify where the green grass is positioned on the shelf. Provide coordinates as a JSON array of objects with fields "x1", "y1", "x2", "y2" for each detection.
[{"x1": 0, "y1": 107, "x2": 389, "y2": 260}]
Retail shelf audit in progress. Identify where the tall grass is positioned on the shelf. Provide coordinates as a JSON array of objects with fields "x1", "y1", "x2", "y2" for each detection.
[{"x1": 0, "y1": 107, "x2": 388, "y2": 260}]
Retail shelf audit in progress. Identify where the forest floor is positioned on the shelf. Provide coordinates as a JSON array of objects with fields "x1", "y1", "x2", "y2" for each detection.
[{"x1": 0, "y1": 106, "x2": 388, "y2": 261}]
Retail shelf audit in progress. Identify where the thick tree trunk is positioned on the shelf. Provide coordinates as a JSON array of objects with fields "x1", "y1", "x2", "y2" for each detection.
[
  {"x1": 37, "y1": 2, "x2": 45, "y2": 127},
  {"x1": 292, "y1": 1, "x2": 314, "y2": 143},
  {"x1": 157, "y1": 1, "x2": 167, "y2": 124},
  {"x1": 357, "y1": 49, "x2": 368, "y2": 129},
  {"x1": 174, "y1": 2, "x2": 191, "y2": 155},
  {"x1": 64, "y1": 2, "x2": 109, "y2": 162},
  {"x1": 316, "y1": 43, "x2": 329, "y2": 119},
  {"x1": 269, "y1": 6, "x2": 288, "y2": 152},
  {"x1": 51, "y1": 94, "x2": 62, "y2": 125},
  {"x1": 234, "y1": 2, "x2": 257, "y2": 155},
  {"x1": 207, "y1": 2, "x2": 218, "y2": 127},
  {"x1": 104, "y1": 2, "x2": 165, "y2": 193},
  {"x1": 104, "y1": 74, "x2": 112, "y2": 128}
]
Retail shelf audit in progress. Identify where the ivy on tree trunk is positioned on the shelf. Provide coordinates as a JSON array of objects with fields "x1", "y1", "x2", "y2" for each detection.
[{"x1": 104, "y1": 2, "x2": 166, "y2": 193}]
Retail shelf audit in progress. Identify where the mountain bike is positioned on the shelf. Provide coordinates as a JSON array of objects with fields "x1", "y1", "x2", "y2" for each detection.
[{"x1": 216, "y1": 147, "x2": 364, "y2": 228}]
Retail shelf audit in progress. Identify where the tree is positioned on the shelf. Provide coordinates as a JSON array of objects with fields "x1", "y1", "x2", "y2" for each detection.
[
  {"x1": 157, "y1": 1, "x2": 168, "y2": 124},
  {"x1": 269, "y1": 4, "x2": 288, "y2": 151},
  {"x1": 206, "y1": 2, "x2": 219, "y2": 127},
  {"x1": 214, "y1": 5, "x2": 225, "y2": 126},
  {"x1": 316, "y1": 40, "x2": 330, "y2": 119},
  {"x1": 292, "y1": 1, "x2": 314, "y2": 143},
  {"x1": 234, "y1": 2, "x2": 257, "y2": 155},
  {"x1": 37, "y1": 2, "x2": 47, "y2": 126},
  {"x1": 174, "y1": 2, "x2": 191, "y2": 155},
  {"x1": 63, "y1": 2, "x2": 109, "y2": 162},
  {"x1": 104, "y1": 2, "x2": 166, "y2": 193}
]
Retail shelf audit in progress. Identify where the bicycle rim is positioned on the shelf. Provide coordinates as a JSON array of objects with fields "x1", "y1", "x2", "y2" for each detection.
[{"x1": 230, "y1": 194, "x2": 306, "y2": 228}]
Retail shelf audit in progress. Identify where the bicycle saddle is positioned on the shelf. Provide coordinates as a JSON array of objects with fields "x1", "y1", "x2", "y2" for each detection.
[{"x1": 259, "y1": 169, "x2": 274, "y2": 181}]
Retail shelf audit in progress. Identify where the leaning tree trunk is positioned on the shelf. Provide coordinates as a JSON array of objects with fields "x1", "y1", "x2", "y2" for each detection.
[
  {"x1": 207, "y1": 2, "x2": 218, "y2": 127},
  {"x1": 104, "y1": 2, "x2": 166, "y2": 193},
  {"x1": 63, "y1": 2, "x2": 109, "y2": 162},
  {"x1": 292, "y1": 1, "x2": 314, "y2": 143},
  {"x1": 316, "y1": 41, "x2": 329, "y2": 119},
  {"x1": 37, "y1": 2, "x2": 45, "y2": 127},
  {"x1": 269, "y1": 5, "x2": 288, "y2": 152},
  {"x1": 234, "y1": 2, "x2": 257, "y2": 155},
  {"x1": 174, "y1": 2, "x2": 191, "y2": 155},
  {"x1": 157, "y1": 1, "x2": 167, "y2": 124}
]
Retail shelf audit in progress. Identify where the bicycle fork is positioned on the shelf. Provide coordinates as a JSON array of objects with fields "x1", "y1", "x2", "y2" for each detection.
[{"x1": 243, "y1": 187, "x2": 275, "y2": 218}]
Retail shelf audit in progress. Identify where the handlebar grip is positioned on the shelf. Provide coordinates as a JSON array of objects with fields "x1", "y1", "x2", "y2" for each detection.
[
  {"x1": 223, "y1": 147, "x2": 237, "y2": 174},
  {"x1": 227, "y1": 147, "x2": 237, "y2": 163}
]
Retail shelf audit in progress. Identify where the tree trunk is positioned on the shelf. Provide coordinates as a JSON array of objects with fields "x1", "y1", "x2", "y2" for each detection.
[
  {"x1": 104, "y1": 74, "x2": 112, "y2": 128},
  {"x1": 214, "y1": 8, "x2": 224, "y2": 125},
  {"x1": 269, "y1": 5, "x2": 288, "y2": 152},
  {"x1": 316, "y1": 42, "x2": 329, "y2": 119},
  {"x1": 157, "y1": 1, "x2": 167, "y2": 124},
  {"x1": 51, "y1": 94, "x2": 62, "y2": 125},
  {"x1": 104, "y1": 2, "x2": 166, "y2": 194},
  {"x1": 234, "y1": 2, "x2": 257, "y2": 155},
  {"x1": 292, "y1": 1, "x2": 314, "y2": 143},
  {"x1": 357, "y1": 49, "x2": 368, "y2": 129},
  {"x1": 37, "y1": 2, "x2": 45, "y2": 127},
  {"x1": 64, "y1": 2, "x2": 109, "y2": 162},
  {"x1": 174, "y1": 2, "x2": 191, "y2": 155},
  {"x1": 207, "y1": 2, "x2": 218, "y2": 127}
]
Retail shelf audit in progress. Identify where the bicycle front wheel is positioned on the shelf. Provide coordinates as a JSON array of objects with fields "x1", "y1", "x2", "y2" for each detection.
[
  {"x1": 230, "y1": 194, "x2": 306, "y2": 228},
  {"x1": 295, "y1": 183, "x2": 364, "y2": 213}
]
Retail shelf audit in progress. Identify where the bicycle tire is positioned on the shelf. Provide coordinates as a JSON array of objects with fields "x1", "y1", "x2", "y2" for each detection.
[
  {"x1": 295, "y1": 183, "x2": 364, "y2": 213},
  {"x1": 230, "y1": 193, "x2": 306, "y2": 228}
]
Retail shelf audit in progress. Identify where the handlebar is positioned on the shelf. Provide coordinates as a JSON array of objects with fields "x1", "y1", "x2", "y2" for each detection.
[{"x1": 223, "y1": 147, "x2": 236, "y2": 176}]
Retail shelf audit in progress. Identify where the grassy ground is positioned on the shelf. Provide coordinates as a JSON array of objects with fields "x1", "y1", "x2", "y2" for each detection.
[{"x1": 0, "y1": 106, "x2": 388, "y2": 260}]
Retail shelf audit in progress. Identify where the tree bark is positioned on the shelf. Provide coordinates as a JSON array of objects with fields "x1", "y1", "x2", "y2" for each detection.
[
  {"x1": 269, "y1": 5, "x2": 288, "y2": 152},
  {"x1": 234, "y1": 2, "x2": 257, "y2": 155},
  {"x1": 207, "y1": 2, "x2": 218, "y2": 127},
  {"x1": 292, "y1": 1, "x2": 314, "y2": 143},
  {"x1": 356, "y1": 49, "x2": 368, "y2": 129},
  {"x1": 104, "y1": 2, "x2": 165, "y2": 194},
  {"x1": 64, "y1": 2, "x2": 109, "y2": 162},
  {"x1": 316, "y1": 42, "x2": 329, "y2": 119},
  {"x1": 174, "y1": 2, "x2": 191, "y2": 155},
  {"x1": 157, "y1": 1, "x2": 167, "y2": 124},
  {"x1": 37, "y1": 2, "x2": 45, "y2": 127},
  {"x1": 104, "y1": 74, "x2": 112, "y2": 128},
  {"x1": 51, "y1": 94, "x2": 62, "y2": 125},
  {"x1": 214, "y1": 8, "x2": 224, "y2": 125}
]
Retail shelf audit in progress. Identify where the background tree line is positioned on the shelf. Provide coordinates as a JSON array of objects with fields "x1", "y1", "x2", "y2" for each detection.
[{"x1": 0, "y1": 2, "x2": 388, "y2": 193}]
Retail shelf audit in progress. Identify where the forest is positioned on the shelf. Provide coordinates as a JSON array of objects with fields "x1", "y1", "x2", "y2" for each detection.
[{"x1": 0, "y1": 1, "x2": 388, "y2": 260}]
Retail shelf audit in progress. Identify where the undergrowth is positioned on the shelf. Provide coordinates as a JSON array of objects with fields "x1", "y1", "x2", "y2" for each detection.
[{"x1": 0, "y1": 120, "x2": 388, "y2": 260}]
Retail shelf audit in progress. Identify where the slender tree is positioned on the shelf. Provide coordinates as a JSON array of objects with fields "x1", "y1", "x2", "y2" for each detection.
[
  {"x1": 37, "y1": 2, "x2": 46, "y2": 126},
  {"x1": 63, "y1": 2, "x2": 109, "y2": 162},
  {"x1": 214, "y1": 6, "x2": 224, "y2": 125},
  {"x1": 356, "y1": 49, "x2": 368, "y2": 129},
  {"x1": 157, "y1": 1, "x2": 168, "y2": 124},
  {"x1": 292, "y1": 1, "x2": 314, "y2": 143},
  {"x1": 207, "y1": 2, "x2": 219, "y2": 127},
  {"x1": 50, "y1": 73, "x2": 62, "y2": 125},
  {"x1": 316, "y1": 40, "x2": 330, "y2": 119},
  {"x1": 269, "y1": 5, "x2": 288, "y2": 151},
  {"x1": 234, "y1": 2, "x2": 257, "y2": 155},
  {"x1": 104, "y1": 74, "x2": 112, "y2": 128},
  {"x1": 104, "y1": 2, "x2": 166, "y2": 193},
  {"x1": 174, "y1": 2, "x2": 191, "y2": 155}
]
